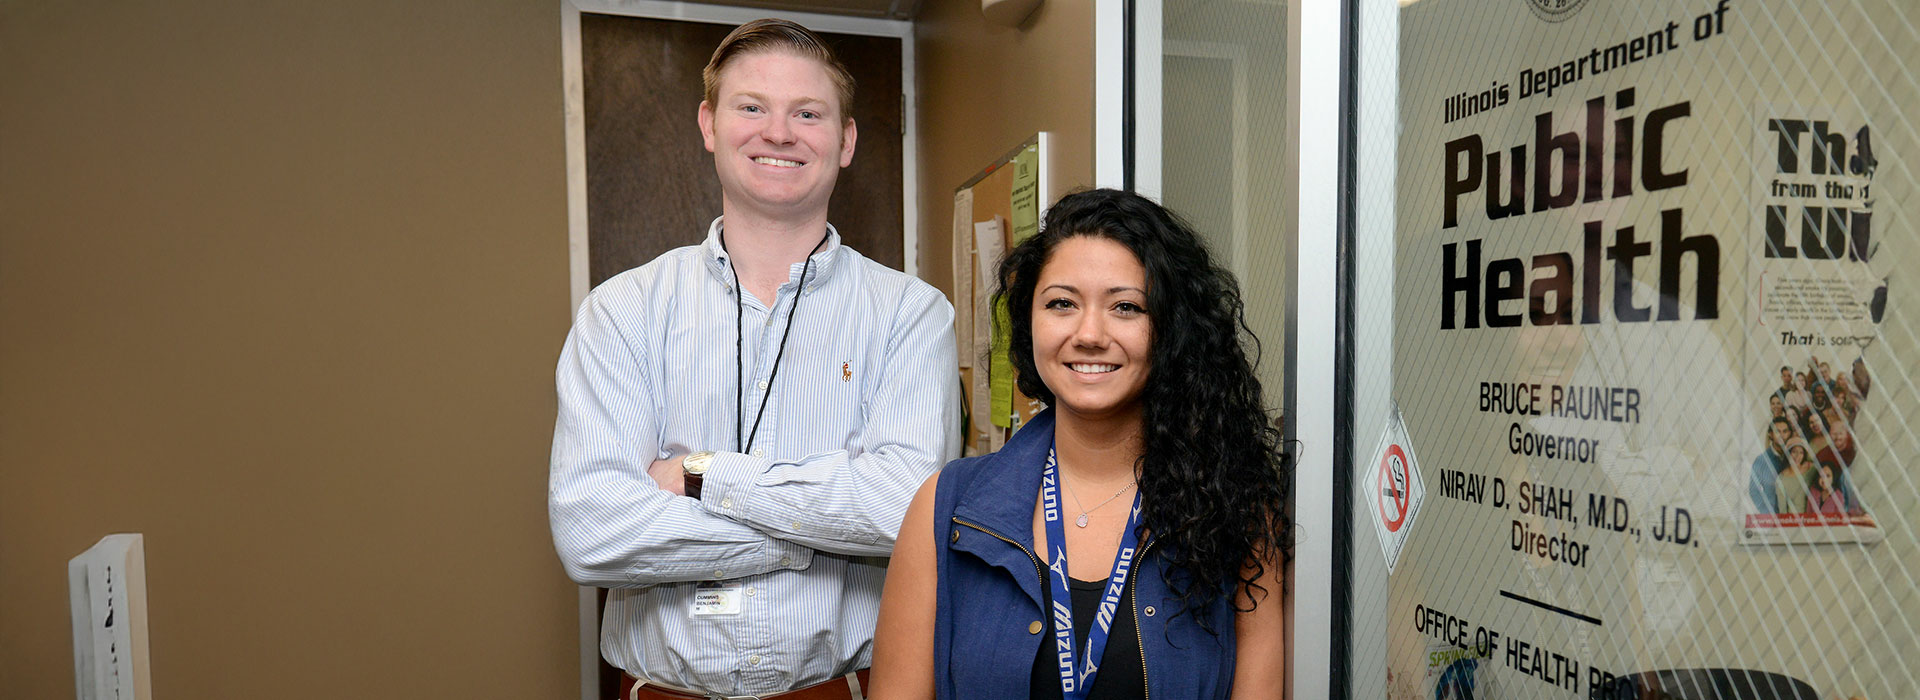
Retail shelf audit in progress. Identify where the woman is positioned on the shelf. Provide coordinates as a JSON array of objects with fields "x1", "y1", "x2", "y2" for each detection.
[
  {"x1": 1776, "y1": 438, "x2": 1815, "y2": 515},
  {"x1": 1784, "y1": 405, "x2": 1811, "y2": 444},
  {"x1": 871, "y1": 189, "x2": 1291, "y2": 699},
  {"x1": 1808, "y1": 462, "x2": 1846, "y2": 516},
  {"x1": 1834, "y1": 378, "x2": 1860, "y2": 422}
]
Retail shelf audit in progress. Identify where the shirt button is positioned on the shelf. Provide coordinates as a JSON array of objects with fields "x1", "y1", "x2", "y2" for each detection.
[
  {"x1": 749, "y1": 655, "x2": 762, "y2": 665},
  {"x1": 721, "y1": 498, "x2": 734, "y2": 509},
  {"x1": 757, "y1": 380, "x2": 769, "y2": 390},
  {"x1": 712, "y1": 570, "x2": 724, "y2": 578},
  {"x1": 746, "y1": 587, "x2": 756, "y2": 596},
  {"x1": 753, "y1": 449, "x2": 766, "y2": 458},
  {"x1": 791, "y1": 522, "x2": 801, "y2": 530},
  {"x1": 1028, "y1": 621, "x2": 1043, "y2": 635},
  {"x1": 781, "y1": 557, "x2": 793, "y2": 567}
]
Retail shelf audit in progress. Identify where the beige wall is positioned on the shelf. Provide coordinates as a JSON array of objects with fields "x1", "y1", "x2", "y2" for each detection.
[
  {"x1": 913, "y1": 0, "x2": 1096, "y2": 297},
  {"x1": 0, "y1": 1, "x2": 579, "y2": 698},
  {"x1": 0, "y1": 0, "x2": 1102, "y2": 697}
]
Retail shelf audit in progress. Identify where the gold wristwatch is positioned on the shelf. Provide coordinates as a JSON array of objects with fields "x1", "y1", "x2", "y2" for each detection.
[{"x1": 682, "y1": 451, "x2": 715, "y2": 499}]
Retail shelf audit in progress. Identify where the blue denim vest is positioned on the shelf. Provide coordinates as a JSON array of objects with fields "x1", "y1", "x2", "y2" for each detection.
[{"x1": 930, "y1": 409, "x2": 1236, "y2": 699}]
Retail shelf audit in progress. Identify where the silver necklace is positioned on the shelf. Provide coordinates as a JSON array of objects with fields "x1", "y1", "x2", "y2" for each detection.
[{"x1": 1061, "y1": 474, "x2": 1136, "y2": 528}]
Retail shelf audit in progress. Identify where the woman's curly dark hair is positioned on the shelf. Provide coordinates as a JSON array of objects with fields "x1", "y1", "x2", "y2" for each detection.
[{"x1": 994, "y1": 188, "x2": 1293, "y2": 629}]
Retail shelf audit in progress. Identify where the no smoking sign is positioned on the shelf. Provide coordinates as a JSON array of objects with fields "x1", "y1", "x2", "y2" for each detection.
[{"x1": 1362, "y1": 408, "x2": 1424, "y2": 574}]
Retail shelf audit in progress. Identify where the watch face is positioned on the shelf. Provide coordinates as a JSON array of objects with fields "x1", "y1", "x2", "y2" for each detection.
[{"x1": 684, "y1": 451, "x2": 714, "y2": 475}]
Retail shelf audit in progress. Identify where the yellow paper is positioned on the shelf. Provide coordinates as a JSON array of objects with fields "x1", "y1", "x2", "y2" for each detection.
[
  {"x1": 989, "y1": 297, "x2": 1014, "y2": 428},
  {"x1": 1010, "y1": 145, "x2": 1040, "y2": 244}
]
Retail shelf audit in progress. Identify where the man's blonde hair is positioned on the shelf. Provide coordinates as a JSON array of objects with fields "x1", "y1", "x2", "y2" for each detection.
[{"x1": 703, "y1": 18, "x2": 856, "y2": 119}]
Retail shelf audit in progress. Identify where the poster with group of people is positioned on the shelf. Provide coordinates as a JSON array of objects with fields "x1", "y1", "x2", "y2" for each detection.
[
  {"x1": 1744, "y1": 99, "x2": 1887, "y2": 543},
  {"x1": 1384, "y1": 0, "x2": 1913, "y2": 698}
]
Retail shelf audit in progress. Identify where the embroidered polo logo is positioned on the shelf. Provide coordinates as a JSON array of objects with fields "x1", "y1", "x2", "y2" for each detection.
[{"x1": 842, "y1": 362, "x2": 852, "y2": 382}]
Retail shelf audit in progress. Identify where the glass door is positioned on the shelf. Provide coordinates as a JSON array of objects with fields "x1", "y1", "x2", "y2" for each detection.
[{"x1": 1347, "y1": 1, "x2": 1918, "y2": 698}]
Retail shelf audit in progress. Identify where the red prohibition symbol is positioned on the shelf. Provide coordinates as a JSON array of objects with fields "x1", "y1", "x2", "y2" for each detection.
[{"x1": 1379, "y1": 444, "x2": 1410, "y2": 533}]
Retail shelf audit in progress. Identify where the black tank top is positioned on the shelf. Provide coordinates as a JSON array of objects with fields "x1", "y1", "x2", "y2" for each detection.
[{"x1": 1028, "y1": 576, "x2": 1148, "y2": 699}]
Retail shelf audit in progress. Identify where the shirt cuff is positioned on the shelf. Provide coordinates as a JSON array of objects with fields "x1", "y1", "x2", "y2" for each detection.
[
  {"x1": 700, "y1": 450, "x2": 763, "y2": 518},
  {"x1": 701, "y1": 451, "x2": 813, "y2": 570}
]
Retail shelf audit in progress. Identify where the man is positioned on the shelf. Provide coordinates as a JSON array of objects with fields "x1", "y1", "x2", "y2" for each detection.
[
  {"x1": 1815, "y1": 359, "x2": 1838, "y2": 397},
  {"x1": 1784, "y1": 371, "x2": 1812, "y2": 414},
  {"x1": 1748, "y1": 417, "x2": 1792, "y2": 514},
  {"x1": 549, "y1": 19, "x2": 959, "y2": 699},
  {"x1": 1814, "y1": 416, "x2": 1862, "y2": 513}
]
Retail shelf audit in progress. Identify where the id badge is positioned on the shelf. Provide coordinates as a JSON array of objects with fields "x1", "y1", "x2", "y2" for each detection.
[{"x1": 690, "y1": 582, "x2": 743, "y2": 617}]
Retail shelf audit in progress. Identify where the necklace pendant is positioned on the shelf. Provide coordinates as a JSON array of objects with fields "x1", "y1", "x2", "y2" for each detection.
[{"x1": 1076, "y1": 513, "x2": 1089, "y2": 528}]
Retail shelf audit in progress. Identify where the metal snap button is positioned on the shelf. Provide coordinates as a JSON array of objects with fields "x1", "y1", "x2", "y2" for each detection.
[
  {"x1": 1144, "y1": 606, "x2": 1156, "y2": 617},
  {"x1": 950, "y1": 530, "x2": 960, "y2": 543},
  {"x1": 1028, "y1": 620, "x2": 1043, "y2": 634}
]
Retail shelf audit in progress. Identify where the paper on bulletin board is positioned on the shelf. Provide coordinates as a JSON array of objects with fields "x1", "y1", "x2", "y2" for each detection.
[
  {"x1": 1011, "y1": 145, "x2": 1041, "y2": 244},
  {"x1": 971, "y1": 243, "x2": 994, "y2": 451},
  {"x1": 975, "y1": 217, "x2": 1013, "y2": 428},
  {"x1": 952, "y1": 188, "x2": 975, "y2": 369},
  {"x1": 990, "y1": 298, "x2": 1015, "y2": 427},
  {"x1": 973, "y1": 217, "x2": 1004, "y2": 313}
]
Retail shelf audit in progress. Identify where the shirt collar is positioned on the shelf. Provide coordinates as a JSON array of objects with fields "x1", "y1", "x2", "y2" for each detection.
[{"x1": 702, "y1": 217, "x2": 846, "y2": 290}]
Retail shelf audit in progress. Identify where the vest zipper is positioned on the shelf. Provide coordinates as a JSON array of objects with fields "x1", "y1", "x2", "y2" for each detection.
[
  {"x1": 951, "y1": 517, "x2": 1047, "y2": 589},
  {"x1": 1130, "y1": 538, "x2": 1158, "y2": 700},
  {"x1": 953, "y1": 516, "x2": 1056, "y2": 695}
]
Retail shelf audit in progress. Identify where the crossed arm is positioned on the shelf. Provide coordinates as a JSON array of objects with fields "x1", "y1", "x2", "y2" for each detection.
[{"x1": 549, "y1": 285, "x2": 959, "y2": 586}]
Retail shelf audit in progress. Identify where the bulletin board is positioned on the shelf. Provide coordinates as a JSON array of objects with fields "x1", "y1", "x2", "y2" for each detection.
[{"x1": 952, "y1": 133, "x2": 1050, "y2": 456}]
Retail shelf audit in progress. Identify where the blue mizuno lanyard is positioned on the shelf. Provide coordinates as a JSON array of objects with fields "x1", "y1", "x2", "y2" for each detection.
[{"x1": 1041, "y1": 446, "x2": 1144, "y2": 700}]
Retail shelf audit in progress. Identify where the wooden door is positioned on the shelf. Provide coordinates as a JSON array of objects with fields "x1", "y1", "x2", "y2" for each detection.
[{"x1": 581, "y1": 14, "x2": 904, "y2": 287}]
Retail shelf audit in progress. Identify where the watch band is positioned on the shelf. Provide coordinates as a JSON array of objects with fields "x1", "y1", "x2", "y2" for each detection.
[{"x1": 682, "y1": 451, "x2": 715, "y2": 499}]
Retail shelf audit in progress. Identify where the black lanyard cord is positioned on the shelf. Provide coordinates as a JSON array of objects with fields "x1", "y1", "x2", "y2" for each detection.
[{"x1": 723, "y1": 229, "x2": 831, "y2": 455}]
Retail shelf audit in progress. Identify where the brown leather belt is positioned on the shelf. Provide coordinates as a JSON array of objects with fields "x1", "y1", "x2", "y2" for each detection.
[{"x1": 619, "y1": 670, "x2": 870, "y2": 700}]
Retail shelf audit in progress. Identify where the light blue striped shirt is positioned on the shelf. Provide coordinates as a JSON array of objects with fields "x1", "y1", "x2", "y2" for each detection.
[{"x1": 550, "y1": 220, "x2": 960, "y2": 695}]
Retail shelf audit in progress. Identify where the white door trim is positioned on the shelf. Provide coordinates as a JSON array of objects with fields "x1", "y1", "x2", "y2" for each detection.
[{"x1": 1288, "y1": 0, "x2": 1341, "y2": 697}]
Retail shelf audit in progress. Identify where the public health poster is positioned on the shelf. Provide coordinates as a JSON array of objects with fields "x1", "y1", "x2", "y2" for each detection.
[{"x1": 1388, "y1": 1, "x2": 1915, "y2": 698}]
